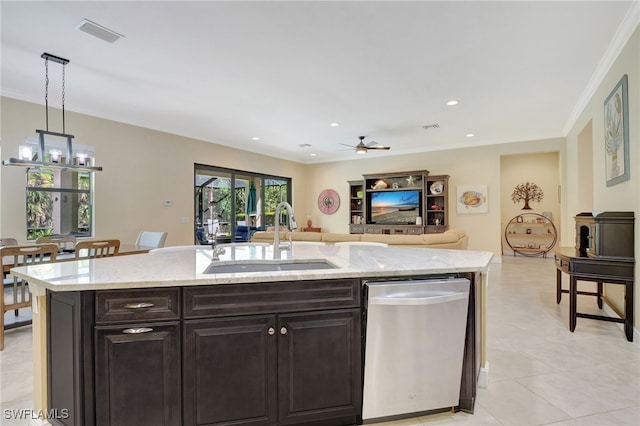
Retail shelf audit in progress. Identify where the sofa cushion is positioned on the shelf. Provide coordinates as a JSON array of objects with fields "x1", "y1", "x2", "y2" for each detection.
[
  {"x1": 251, "y1": 229, "x2": 467, "y2": 249},
  {"x1": 320, "y1": 233, "x2": 362, "y2": 243},
  {"x1": 291, "y1": 232, "x2": 323, "y2": 242}
]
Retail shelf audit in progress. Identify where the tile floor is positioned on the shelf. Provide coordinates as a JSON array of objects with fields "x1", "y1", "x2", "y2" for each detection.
[{"x1": 0, "y1": 256, "x2": 638, "y2": 425}]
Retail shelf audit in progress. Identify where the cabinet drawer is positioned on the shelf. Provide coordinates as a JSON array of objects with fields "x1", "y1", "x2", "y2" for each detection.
[
  {"x1": 184, "y1": 279, "x2": 360, "y2": 318},
  {"x1": 96, "y1": 288, "x2": 180, "y2": 324},
  {"x1": 406, "y1": 227, "x2": 423, "y2": 235}
]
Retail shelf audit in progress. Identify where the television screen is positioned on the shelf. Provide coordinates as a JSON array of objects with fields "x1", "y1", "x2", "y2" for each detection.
[{"x1": 370, "y1": 190, "x2": 421, "y2": 224}]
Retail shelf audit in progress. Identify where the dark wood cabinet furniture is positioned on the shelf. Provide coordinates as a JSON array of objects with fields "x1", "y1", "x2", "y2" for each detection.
[
  {"x1": 425, "y1": 175, "x2": 450, "y2": 233},
  {"x1": 48, "y1": 279, "x2": 362, "y2": 426},
  {"x1": 183, "y1": 279, "x2": 361, "y2": 426},
  {"x1": 49, "y1": 288, "x2": 182, "y2": 426},
  {"x1": 554, "y1": 212, "x2": 634, "y2": 341},
  {"x1": 348, "y1": 180, "x2": 365, "y2": 234},
  {"x1": 504, "y1": 213, "x2": 557, "y2": 258},
  {"x1": 95, "y1": 322, "x2": 181, "y2": 426},
  {"x1": 349, "y1": 170, "x2": 449, "y2": 235},
  {"x1": 574, "y1": 211, "x2": 634, "y2": 259}
]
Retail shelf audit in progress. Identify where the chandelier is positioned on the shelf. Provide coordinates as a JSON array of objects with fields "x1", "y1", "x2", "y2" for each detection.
[{"x1": 2, "y1": 52, "x2": 103, "y2": 172}]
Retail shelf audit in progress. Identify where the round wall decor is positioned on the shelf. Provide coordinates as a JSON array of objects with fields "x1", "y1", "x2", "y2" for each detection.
[{"x1": 318, "y1": 189, "x2": 340, "y2": 214}]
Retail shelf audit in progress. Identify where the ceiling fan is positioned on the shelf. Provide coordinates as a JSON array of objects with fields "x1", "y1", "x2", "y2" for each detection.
[{"x1": 340, "y1": 136, "x2": 391, "y2": 154}]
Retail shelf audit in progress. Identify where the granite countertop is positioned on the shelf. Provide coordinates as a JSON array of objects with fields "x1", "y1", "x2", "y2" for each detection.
[{"x1": 11, "y1": 243, "x2": 493, "y2": 294}]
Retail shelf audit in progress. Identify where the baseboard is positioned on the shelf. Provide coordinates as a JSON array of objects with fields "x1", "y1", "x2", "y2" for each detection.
[
  {"x1": 477, "y1": 361, "x2": 489, "y2": 389},
  {"x1": 602, "y1": 302, "x2": 640, "y2": 341}
]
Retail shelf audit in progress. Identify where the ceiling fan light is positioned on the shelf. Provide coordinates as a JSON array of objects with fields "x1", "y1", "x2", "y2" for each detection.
[{"x1": 356, "y1": 147, "x2": 367, "y2": 154}]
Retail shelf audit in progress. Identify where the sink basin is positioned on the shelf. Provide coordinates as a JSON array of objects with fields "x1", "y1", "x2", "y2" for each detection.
[{"x1": 203, "y1": 259, "x2": 337, "y2": 274}]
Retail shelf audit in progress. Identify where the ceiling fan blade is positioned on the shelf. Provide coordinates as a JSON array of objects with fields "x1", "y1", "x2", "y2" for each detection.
[
  {"x1": 366, "y1": 145, "x2": 391, "y2": 150},
  {"x1": 339, "y1": 143, "x2": 357, "y2": 148}
]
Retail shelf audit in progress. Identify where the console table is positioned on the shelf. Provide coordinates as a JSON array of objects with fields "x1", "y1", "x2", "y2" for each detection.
[{"x1": 554, "y1": 246, "x2": 634, "y2": 341}]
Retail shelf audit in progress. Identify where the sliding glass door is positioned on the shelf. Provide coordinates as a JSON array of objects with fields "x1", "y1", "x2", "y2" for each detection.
[{"x1": 194, "y1": 164, "x2": 291, "y2": 244}]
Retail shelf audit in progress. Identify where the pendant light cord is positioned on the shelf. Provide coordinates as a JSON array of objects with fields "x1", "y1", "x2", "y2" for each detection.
[
  {"x1": 62, "y1": 63, "x2": 66, "y2": 134},
  {"x1": 43, "y1": 56, "x2": 67, "y2": 133},
  {"x1": 44, "y1": 57, "x2": 49, "y2": 131}
]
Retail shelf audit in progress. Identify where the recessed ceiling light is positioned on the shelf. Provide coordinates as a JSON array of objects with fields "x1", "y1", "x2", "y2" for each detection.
[
  {"x1": 252, "y1": 137, "x2": 261, "y2": 141},
  {"x1": 447, "y1": 100, "x2": 460, "y2": 106},
  {"x1": 329, "y1": 122, "x2": 340, "y2": 127},
  {"x1": 310, "y1": 153, "x2": 317, "y2": 157},
  {"x1": 465, "y1": 133, "x2": 475, "y2": 138}
]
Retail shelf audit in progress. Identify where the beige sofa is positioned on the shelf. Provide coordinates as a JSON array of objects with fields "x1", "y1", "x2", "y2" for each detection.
[{"x1": 250, "y1": 229, "x2": 468, "y2": 250}]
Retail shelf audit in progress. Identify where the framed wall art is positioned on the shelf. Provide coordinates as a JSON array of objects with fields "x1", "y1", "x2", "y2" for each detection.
[
  {"x1": 604, "y1": 74, "x2": 630, "y2": 187},
  {"x1": 457, "y1": 184, "x2": 488, "y2": 214}
]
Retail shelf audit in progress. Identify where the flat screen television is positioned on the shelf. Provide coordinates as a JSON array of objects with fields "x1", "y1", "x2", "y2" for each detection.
[{"x1": 369, "y1": 190, "x2": 421, "y2": 224}]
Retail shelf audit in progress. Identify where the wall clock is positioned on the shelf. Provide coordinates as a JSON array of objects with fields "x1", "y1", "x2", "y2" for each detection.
[{"x1": 318, "y1": 189, "x2": 340, "y2": 215}]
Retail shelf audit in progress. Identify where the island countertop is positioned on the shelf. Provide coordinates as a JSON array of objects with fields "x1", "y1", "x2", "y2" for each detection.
[{"x1": 11, "y1": 243, "x2": 493, "y2": 295}]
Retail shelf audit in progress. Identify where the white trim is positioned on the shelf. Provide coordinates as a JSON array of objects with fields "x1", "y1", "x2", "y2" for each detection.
[{"x1": 478, "y1": 362, "x2": 490, "y2": 389}]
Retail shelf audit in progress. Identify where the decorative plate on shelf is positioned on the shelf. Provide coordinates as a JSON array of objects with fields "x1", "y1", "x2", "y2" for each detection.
[
  {"x1": 430, "y1": 181, "x2": 444, "y2": 194},
  {"x1": 318, "y1": 189, "x2": 340, "y2": 215}
]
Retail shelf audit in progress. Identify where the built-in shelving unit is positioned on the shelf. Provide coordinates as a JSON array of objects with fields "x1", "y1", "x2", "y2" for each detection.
[
  {"x1": 425, "y1": 175, "x2": 450, "y2": 234},
  {"x1": 348, "y1": 170, "x2": 449, "y2": 235},
  {"x1": 348, "y1": 180, "x2": 365, "y2": 234}
]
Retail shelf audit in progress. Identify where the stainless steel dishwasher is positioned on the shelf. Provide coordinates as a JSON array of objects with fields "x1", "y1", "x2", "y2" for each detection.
[{"x1": 362, "y1": 278, "x2": 470, "y2": 422}]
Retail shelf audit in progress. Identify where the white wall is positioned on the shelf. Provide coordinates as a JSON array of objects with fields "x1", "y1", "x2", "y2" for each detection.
[
  {"x1": 305, "y1": 138, "x2": 564, "y2": 255},
  {"x1": 564, "y1": 25, "x2": 639, "y2": 327},
  {"x1": 1, "y1": 97, "x2": 308, "y2": 246}
]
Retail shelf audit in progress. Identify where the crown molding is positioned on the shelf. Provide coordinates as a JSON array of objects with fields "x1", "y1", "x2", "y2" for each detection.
[{"x1": 563, "y1": 0, "x2": 640, "y2": 135}]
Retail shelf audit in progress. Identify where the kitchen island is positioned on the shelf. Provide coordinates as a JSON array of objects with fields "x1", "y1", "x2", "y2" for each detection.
[{"x1": 11, "y1": 243, "x2": 492, "y2": 426}]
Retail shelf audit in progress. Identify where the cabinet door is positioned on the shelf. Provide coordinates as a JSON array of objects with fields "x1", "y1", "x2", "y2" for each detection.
[
  {"x1": 278, "y1": 309, "x2": 362, "y2": 425},
  {"x1": 94, "y1": 322, "x2": 181, "y2": 426},
  {"x1": 183, "y1": 315, "x2": 278, "y2": 426}
]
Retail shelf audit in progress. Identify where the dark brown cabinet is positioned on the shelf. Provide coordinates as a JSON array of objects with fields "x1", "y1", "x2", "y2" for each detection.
[
  {"x1": 48, "y1": 279, "x2": 361, "y2": 426},
  {"x1": 183, "y1": 315, "x2": 278, "y2": 426},
  {"x1": 95, "y1": 323, "x2": 181, "y2": 426},
  {"x1": 278, "y1": 310, "x2": 361, "y2": 425},
  {"x1": 183, "y1": 310, "x2": 361, "y2": 426},
  {"x1": 182, "y1": 279, "x2": 361, "y2": 426}
]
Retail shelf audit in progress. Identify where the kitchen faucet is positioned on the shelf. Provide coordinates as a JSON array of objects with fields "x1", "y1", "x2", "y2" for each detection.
[
  {"x1": 274, "y1": 201, "x2": 298, "y2": 251},
  {"x1": 211, "y1": 236, "x2": 226, "y2": 260}
]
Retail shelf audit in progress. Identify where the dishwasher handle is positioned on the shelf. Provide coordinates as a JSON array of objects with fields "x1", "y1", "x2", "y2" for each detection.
[{"x1": 369, "y1": 291, "x2": 467, "y2": 306}]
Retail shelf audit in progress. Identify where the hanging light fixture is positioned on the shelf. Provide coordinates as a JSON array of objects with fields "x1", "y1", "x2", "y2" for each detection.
[{"x1": 2, "y1": 52, "x2": 103, "y2": 172}]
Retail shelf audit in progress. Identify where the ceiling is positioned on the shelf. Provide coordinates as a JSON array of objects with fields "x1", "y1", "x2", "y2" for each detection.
[{"x1": 1, "y1": 1, "x2": 637, "y2": 164}]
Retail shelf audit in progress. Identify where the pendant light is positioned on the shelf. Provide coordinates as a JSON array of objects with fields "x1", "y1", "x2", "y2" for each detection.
[{"x1": 2, "y1": 52, "x2": 103, "y2": 172}]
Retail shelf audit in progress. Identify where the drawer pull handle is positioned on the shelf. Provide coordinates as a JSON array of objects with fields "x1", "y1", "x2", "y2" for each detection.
[
  {"x1": 122, "y1": 327, "x2": 153, "y2": 334},
  {"x1": 280, "y1": 326, "x2": 288, "y2": 335},
  {"x1": 124, "y1": 302, "x2": 155, "y2": 309},
  {"x1": 267, "y1": 327, "x2": 275, "y2": 336}
]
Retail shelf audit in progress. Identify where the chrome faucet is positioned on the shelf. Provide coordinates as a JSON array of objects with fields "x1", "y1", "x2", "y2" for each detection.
[
  {"x1": 274, "y1": 201, "x2": 298, "y2": 251},
  {"x1": 211, "y1": 235, "x2": 225, "y2": 260}
]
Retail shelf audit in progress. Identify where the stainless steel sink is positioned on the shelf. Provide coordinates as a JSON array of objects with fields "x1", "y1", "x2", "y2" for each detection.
[{"x1": 203, "y1": 259, "x2": 337, "y2": 274}]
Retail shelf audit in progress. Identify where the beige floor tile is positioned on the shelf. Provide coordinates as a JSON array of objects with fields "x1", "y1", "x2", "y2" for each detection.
[
  {"x1": 0, "y1": 255, "x2": 638, "y2": 426},
  {"x1": 517, "y1": 362, "x2": 640, "y2": 418},
  {"x1": 545, "y1": 405, "x2": 640, "y2": 425},
  {"x1": 476, "y1": 380, "x2": 571, "y2": 425}
]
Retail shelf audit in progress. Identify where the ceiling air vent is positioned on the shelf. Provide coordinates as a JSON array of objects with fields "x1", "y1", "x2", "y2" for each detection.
[
  {"x1": 422, "y1": 123, "x2": 440, "y2": 130},
  {"x1": 75, "y1": 19, "x2": 124, "y2": 43}
]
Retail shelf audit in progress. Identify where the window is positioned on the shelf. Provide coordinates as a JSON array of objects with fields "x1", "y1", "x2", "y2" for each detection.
[
  {"x1": 194, "y1": 164, "x2": 291, "y2": 243},
  {"x1": 26, "y1": 168, "x2": 93, "y2": 240}
]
